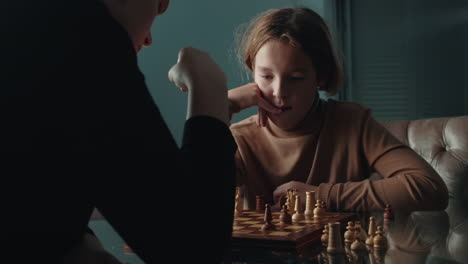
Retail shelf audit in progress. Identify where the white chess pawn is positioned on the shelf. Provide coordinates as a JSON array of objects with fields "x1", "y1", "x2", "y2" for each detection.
[
  {"x1": 344, "y1": 221, "x2": 355, "y2": 244},
  {"x1": 321, "y1": 224, "x2": 329, "y2": 246},
  {"x1": 313, "y1": 200, "x2": 324, "y2": 219},
  {"x1": 292, "y1": 195, "x2": 305, "y2": 222},
  {"x1": 373, "y1": 226, "x2": 387, "y2": 249},
  {"x1": 366, "y1": 216, "x2": 376, "y2": 245}
]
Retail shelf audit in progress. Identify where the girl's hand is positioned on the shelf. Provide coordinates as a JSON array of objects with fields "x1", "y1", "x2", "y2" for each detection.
[
  {"x1": 168, "y1": 47, "x2": 226, "y2": 94},
  {"x1": 168, "y1": 47, "x2": 229, "y2": 124},
  {"x1": 228, "y1": 82, "x2": 281, "y2": 126},
  {"x1": 272, "y1": 181, "x2": 318, "y2": 209}
]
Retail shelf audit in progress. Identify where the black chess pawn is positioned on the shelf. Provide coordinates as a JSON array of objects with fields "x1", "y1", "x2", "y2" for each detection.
[
  {"x1": 256, "y1": 195, "x2": 265, "y2": 213},
  {"x1": 384, "y1": 204, "x2": 394, "y2": 222},
  {"x1": 279, "y1": 195, "x2": 287, "y2": 209},
  {"x1": 279, "y1": 204, "x2": 292, "y2": 225},
  {"x1": 261, "y1": 204, "x2": 276, "y2": 231}
]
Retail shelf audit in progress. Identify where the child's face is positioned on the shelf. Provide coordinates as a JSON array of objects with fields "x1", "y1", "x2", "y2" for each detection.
[{"x1": 253, "y1": 40, "x2": 320, "y2": 130}]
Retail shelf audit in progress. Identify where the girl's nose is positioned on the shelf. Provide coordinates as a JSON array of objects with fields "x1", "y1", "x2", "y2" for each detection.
[{"x1": 272, "y1": 81, "x2": 288, "y2": 101}]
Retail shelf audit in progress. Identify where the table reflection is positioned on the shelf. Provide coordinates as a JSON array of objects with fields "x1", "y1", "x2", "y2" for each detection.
[{"x1": 225, "y1": 198, "x2": 467, "y2": 264}]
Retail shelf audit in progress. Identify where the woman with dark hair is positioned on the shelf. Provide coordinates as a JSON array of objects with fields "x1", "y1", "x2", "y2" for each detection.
[{"x1": 0, "y1": 0, "x2": 236, "y2": 263}]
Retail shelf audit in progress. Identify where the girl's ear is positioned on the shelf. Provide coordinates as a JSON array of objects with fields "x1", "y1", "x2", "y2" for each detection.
[{"x1": 315, "y1": 67, "x2": 328, "y2": 89}]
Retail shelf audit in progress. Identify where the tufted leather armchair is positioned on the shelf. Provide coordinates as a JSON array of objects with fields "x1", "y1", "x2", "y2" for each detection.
[
  {"x1": 379, "y1": 115, "x2": 468, "y2": 264},
  {"x1": 379, "y1": 116, "x2": 468, "y2": 202}
]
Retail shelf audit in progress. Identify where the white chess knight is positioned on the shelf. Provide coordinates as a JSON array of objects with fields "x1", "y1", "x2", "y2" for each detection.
[
  {"x1": 234, "y1": 187, "x2": 243, "y2": 217},
  {"x1": 287, "y1": 189, "x2": 297, "y2": 215}
]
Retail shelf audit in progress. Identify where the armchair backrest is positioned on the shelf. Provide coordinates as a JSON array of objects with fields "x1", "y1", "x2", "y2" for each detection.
[{"x1": 379, "y1": 116, "x2": 468, "y2": 201}]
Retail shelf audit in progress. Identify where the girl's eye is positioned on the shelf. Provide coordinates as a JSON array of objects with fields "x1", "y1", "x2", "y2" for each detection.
[{"x1": 261, "y1": 75, "x2": 273, "y2": 79}]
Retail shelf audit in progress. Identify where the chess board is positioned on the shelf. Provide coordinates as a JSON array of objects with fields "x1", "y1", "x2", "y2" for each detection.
[{"x1": 231, "y1": 210, "x2": 357, "y2": 252}]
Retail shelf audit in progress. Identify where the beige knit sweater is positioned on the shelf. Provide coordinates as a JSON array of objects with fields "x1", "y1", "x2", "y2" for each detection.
[{"x1": 230, "y1": 99, "x2": 448, "y2": 212}]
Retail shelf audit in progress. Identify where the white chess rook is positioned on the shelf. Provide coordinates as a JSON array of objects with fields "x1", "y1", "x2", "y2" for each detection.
[
  {"x1": 304, "y1": 191, "x2": 315, "y2": 218},
  {"x1": 327, "y1": 222, "x2": 344, "y2": 254}
]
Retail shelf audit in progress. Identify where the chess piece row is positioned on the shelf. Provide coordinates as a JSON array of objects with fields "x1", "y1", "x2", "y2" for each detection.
[
  {"x1": 282, "y1": 189, "x2": 324, "y2": 218},
  {"x1": 235, "y1": 187, "x2": 327, "y2": 220},
  {"x1": 236, "y1": 187, "x2": 394, "y2": 221},
  {"x1": 321, "y1": 217, "x2": 388, "y2": 254},
  {"x1": 283, "y1": 190, "x2": 327, "y2": 221},
  {"x1": 261, "y1": 201, "x2": 323, "y2": 231}
]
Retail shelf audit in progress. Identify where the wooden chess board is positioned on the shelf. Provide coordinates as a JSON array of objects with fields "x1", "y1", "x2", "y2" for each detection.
[{"x1": 231, "y1": 210, "x2": 357, "y2": 252}]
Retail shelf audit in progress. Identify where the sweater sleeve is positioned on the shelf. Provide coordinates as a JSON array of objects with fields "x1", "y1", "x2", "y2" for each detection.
[
  {"x1": 317, "y1": 111, "x2": 448, "y2": 212},
  {"x1": 363, "y1": 115, "x2": 448, "y2": 210}
]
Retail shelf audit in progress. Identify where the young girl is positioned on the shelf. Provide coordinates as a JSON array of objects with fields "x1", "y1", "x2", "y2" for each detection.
[{"x1": 228, "y1": 7, "x2": 448, "y2": 212}]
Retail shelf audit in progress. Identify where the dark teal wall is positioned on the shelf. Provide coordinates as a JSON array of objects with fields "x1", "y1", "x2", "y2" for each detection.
[
  {"x1": 345, "y1": 0, "x2": 468, "y2": 120},
  {"x1": 137, "y1": 0, "x2": 323, "y2": 146}
]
